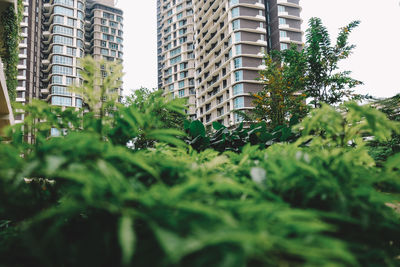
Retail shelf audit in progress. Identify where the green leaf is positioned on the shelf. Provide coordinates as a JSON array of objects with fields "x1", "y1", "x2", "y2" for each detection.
[
  {"x1": 212, "y1": 121, "x2": 225, "y2": 131},
  {"x1": 189, "y1": 120, "x2": 206, "y2": 137},
  {"x1": 119, "y1": 216, "x2": 135, "y2": 266}
]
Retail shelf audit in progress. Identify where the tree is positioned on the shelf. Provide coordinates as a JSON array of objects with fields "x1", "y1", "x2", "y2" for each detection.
[
  {"x1": 305, "y1": 17, "x2": 363, "y2": 107},
  {"x1": 253, "y1": 47, "x2": 308, "y2": 128}
]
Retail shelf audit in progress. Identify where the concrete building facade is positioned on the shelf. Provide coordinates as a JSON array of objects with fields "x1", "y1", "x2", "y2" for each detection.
[{"x1": 157, "y1": 0, "x2": 302, "y2": 127}]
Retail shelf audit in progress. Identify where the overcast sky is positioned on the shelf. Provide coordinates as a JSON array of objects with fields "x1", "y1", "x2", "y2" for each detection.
[{"x1": 116, "y1": 0, "x2": 400, "y2": 98}]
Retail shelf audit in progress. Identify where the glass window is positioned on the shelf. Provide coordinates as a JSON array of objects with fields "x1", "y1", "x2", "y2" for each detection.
[
  {"x1": 234, "y1": 70, "x2": 243, "y2": 82},
  {"x1": 52, "y1": 75, "x2": 63, "y2": 84},
  {"x1": 170, "y1": 47, "x2": 181, "y2": 57},
  {"x1": 52, "y1": 25, "x2": 73, "y2": 35},
  {"x1": 233, "y1": 83, "x2": 243, "y2": 95},
  {"x1": 234, "y1": 97, "x2": 244, "y2": 109},
  {"x1": 52, "y1": 85, "x2": 71, "y2": 96},
  {"x1": 76, "y1": 98, "x2": 83, "y2": 108},
  {"x1": 54, "y1": 6, "x2": 74, "y2": 17},
  {"x1": 229, "y1": 0, "x2": 239, "y2": 6},
  {"x1": 231, "y1": 7, "x2": 239, "y2": 18},
  {"x1": 280, "y1": 43, "x2": 289, "y2": 50},
  {"x1": 279, "y1": 18, "x2": 286, "y2": 25},
  {"x1": 53, "y1": 15, "x2": 64, "y2": 24},
  {"x1": 234, "y1": 113, "x2": 244, "y2": 123},
  {"x1": 232, "y1": 20, "x2": 240, "y2": 30},
  {"x1": 52, "y1": 55, "x2": 73, "y2": 65},
  {"x1": 77, "y1": 1, "x2": 84, "y2": 10},
  {"x1": 66, "y1": 47, "x2": 76, "y2": 56},
  {"x1": 52, "y1": 65, "x2": 73, "y2": 75},
  {"x1": 67, "y1": 18, "x2": 76, "y2": 26},
  {"x1": 170, "y1": 55, "x2": 181, "y2": 64},
  {"x1": 178, "y1": 80, "x2": 185, "y2": 88},
  {"x1": 53, "y1": 45, "x2": 63, "y2": 54},
  {"x1": 280, "y1": 30, "x2": 287, "y2": 37},
  {"x1": 234, "y1": 57, "x2": 242, "y2": 69},
  {"x1": 234, "y1": 32, "x2": 241, "y2": 42},
  {"x1": 53, "y1": 0, "x2": 74, "y2": 7},
  {"x1": 278, "y1": 5, "x2": 285, "y2": 12},
  {"x1": 178, "y1": 89, "x2": 185, "y2": 98},
  {"x1": 53, "y1": 35, "x2": 73, "y2": 45},
  {"x1": 51, "y1": 96, "x2": 72, "y2": 106},
  {"x1": 101, "y1": 48, "x2": 109, "y2": 55},
  {"x1": 235, "y1": 44, "x2": 241, "y2": 55}
]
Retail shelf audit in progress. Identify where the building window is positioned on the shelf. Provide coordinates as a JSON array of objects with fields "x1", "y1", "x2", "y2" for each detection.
[
  {"x1": 280, "y1": 43, "x2": 289, "y2": 50},
  {"x1": 53, "y1": 45, "x2": 63, "y2": 54},
  {"x1": 234, "y1": 32, "x2": 241, "y2": 42},
  {"x1": 54, "y1": 6, "x2": 74, "y2": 17},
  {"x1": 278, "y1": 5, "x2": 285, "y2": 12},
  {"x1": 178, "y1": 89, "x2": 185, "y2": 98},
  {"x1": 178, "y1": 80, "x2": 185, "y2": 88},
  {"x1": 51, "y1": 96, "x2": 72, "y2": 106},
  {"x1": 101, "y1": 48, "x2": 109, "y2": 55},
  {"x1": 52, "y1": 86, "x2": 71, "y2": 96},
  {"x1": 169, "y1": 84, "x2": 174, "y2": 91},
  {"x1": 170, "y1": 55, "x2": 181, "y2": 64},
  {"x1": 234, "y1": 97, "x2": 244, "y2": 109},
  {"x1": 66, "y1": 47, "x2": 76, "y2": 56},
  {"x1": 53, "y1": 35, "x2": 73, "y2": 45},
  {"x1": 53, "y1": 15, "x2": 64, "y2": 24},
  {"x1": 231, "y1": 7, "x2": 239, "y2": 18},
  {"x1": 232, "y1": 19, "x2": 240, "y2": 30},
  {"x1": 279, "y1": 18, "x2": 286, "y2": 25},
  {"x1": 229, "y1": 0, "x2": 239, "y2": 6},
  {"x1": 234, "y1": 70, "x2": 243, "y2": 82},
  {"x1": 76, "y1": 98, "x2": 83, "y2": 108},
  {"x1": 233, "y1": 83, "x2": 244, "y2": 95},
  {"x1": 234, "y1": 57, "x2": 242, "y2": 69},
  {"x1": 280, "y1": 30, "x2": 287, "y2": 37},
  {"x1": 235, "y1": 44, "x2": 241, "y2": 55},
  {"x1": 52, "y1": 65, "x2": 73, "y2": 75},
  {"x1": 52, "y1": 55, "x2": 73, "y2": 65},
  {"x1": 234, "y1": 113, "x2": 244, "y2": 123}
]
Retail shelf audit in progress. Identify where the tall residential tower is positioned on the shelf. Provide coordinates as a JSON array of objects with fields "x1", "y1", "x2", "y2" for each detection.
[
  {"x1": 14, "y1": 0, "x2": 123, "y2": 124},
  {"x1": 157, "y1": 0, "x2": 302, "y2": 126}
]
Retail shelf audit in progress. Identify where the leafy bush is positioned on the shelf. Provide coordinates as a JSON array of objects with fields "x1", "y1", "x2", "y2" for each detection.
[
  {"x1": 184, "y1": 118, "x2": 298, "y2": 152},
  {"x1": 1, "y1": 58, "x2": 400, "y2": 267}
]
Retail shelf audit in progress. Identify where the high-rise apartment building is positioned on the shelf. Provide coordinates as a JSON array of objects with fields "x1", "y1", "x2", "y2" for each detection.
[
  {"x1": 157, "y1": 0, "x2": 302, "y2": 127},
  {"x1": 157, "y1": 0, "x2": 196, "y2": 119},
  {"x1": 14, "y1": 0, "x2": 123, "y2": 124}
]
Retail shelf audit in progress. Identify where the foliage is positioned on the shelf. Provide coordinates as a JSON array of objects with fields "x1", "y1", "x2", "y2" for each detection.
[
  {"x1": 184, "y1": 119, "x2": 298, "y2": 152},
  {"x1": 125, "y1": 88, "x2": 187, "y2": 131},
  {"x1": 254, "y1": 47, "x2": 308, "y2": 128},
  {"x1": 368, "y1": 94, "x2": 400, "y2": 164},
  {"x1": 305, "y1": 18, "x2": 364, "y2": 107},
  {"x1": 0, "y1": 0, "x2": 23, "y2": 102},
  {"x1": 1, "y1": 59, "x2": 400, "y2": 266},
  {"x1": 110, "y1": 88, "x2": 187, "y2": 149},
  {"x1": 252, "y1": 18, "x2": 364, "y2": 126}
]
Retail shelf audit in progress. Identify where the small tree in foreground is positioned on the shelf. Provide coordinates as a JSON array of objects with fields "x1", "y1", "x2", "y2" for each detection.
[{"x1": 254, "y1": 48, "x2": 308, "y2": 128}]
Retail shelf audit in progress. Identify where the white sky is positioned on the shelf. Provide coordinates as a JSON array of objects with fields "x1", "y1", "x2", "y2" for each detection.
[{"x1": 116, "y1": 0, "x2": 400, "y2": 98}]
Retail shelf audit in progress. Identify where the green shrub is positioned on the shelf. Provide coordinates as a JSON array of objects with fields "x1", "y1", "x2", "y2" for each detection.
[{"x1": 0, "y1": 59, "x2": 399, "y2": 267}]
